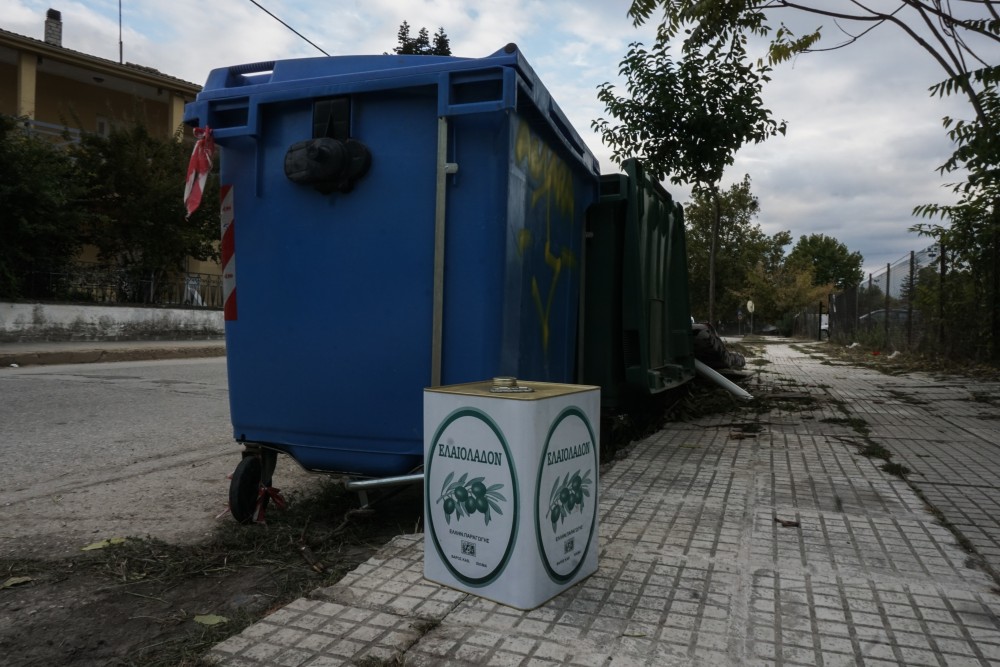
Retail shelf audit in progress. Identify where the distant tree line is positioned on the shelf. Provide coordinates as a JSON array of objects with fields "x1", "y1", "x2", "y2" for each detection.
[
  {"x1": 393, "y1": 21, "x2": 451, "y2": 56},
  {"x1": 684, "y1": 176, "x2": 863, "y2": 334}
]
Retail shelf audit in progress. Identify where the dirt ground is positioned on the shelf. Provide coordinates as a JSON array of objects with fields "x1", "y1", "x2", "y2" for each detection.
[{"x1": 0, "y1": 464, "x2": 425, "y2": 667}]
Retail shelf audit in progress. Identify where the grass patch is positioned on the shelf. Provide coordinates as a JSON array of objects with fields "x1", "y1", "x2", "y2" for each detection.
[
  {"x1": 805, "y1": 342, "x2": 1000, "y2": 379},
  {"x1": 904, "y1": 485, "x2": 1000, "y2": 585},
  {"x1": 820, "y1": 416, "x2": 871, "y2": 436},
  {"x1": 665, "y1": 378, "x2": 751, "y2": 422},
  {"x1": 749, "y1": 378, "x2": 818, "y2": 411},
  {"x1": 1, "y1": 478, "x2": 423, "y2": 667},
  {"x1": 858, "y1": 442, "x2": 893, "y2": 460},
  {"x1": 879, "y1": 462, "x2": 912, "y2": 477},
  {"x1": 355, "y1": 657, "x2": 407, "y2": 667},
  {"x1": 972, "y1": 391, "x2": 1000, "y2": 405},
  {"x1": 729, "y1": 422, "x2": 765, "y2": 434},
  {"x1": 726, "y1": 342, "x2": 756, "y2": 358},
  {"x1": 886, "y1": 389, "x2": 929, "y2": 406},
  {"x1": 90, "y1": 480, "x2": 368, "y2": 587}
]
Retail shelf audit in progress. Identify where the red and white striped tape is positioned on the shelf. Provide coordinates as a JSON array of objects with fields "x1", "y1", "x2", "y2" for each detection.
[
  {"x1": 183, "y1": 127, "x2": 214, "y2": 218},
  {"x1": 220, "y1": 184, "x2": 237, "y2": 321}
]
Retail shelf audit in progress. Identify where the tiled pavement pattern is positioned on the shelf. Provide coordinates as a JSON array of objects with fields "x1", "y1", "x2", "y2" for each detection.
[{"x1": 207, "y1": 341, "x2": 1000, "y2": 666}]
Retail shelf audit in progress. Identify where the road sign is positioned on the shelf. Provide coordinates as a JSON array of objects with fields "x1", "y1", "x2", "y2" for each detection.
[{"x1": 746, "y1": 300, "x2": 755, "y2": 314}]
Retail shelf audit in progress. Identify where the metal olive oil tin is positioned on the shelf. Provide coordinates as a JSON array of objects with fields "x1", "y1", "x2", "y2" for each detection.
[{"x1": 424, "y1": 378, "x2": 600, "y2": 609}]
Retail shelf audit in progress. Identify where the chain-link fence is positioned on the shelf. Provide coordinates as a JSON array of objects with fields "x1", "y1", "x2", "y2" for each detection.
[
  {"x1": 790, "y1": 309, "x2": 828, "y2": 341},
  {"x1": 15, "y1": 263, "x2": 223, "y2": 309},
  {"x1": 828, "y1": 244, "x2": 994, "y2": 361}
]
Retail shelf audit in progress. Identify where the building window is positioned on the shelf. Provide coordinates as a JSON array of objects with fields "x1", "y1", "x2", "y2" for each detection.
[{"x1": 95, "y1": 116, "x2": 111, "y2": 137}]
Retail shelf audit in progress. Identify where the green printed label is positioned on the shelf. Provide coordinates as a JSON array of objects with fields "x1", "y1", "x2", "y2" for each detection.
[
  {"x1": 535, "y1": 407, "x2": 598, "y2": 583},
  {"x1": 426, "y1": 408, "x2": 518, "y2": 587}
]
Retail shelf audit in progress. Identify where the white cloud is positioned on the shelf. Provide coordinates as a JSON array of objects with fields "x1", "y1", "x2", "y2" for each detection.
[{"x1": 1, "y1": 0, "x2": 978, "y2": 278}]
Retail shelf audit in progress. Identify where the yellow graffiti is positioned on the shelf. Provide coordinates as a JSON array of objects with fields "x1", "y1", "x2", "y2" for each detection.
[
  {"x1": 515, "y1": 123, "x2": 575, "y2": 220},
  {"x1": 518, "y1": 229, "x2": 533, "y2": 255},
  {"x1": 514, "y1": 121, "x2": 577, "y2": 354}
]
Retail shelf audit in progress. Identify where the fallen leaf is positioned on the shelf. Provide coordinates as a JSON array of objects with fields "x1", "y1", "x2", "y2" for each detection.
[
  {"x1": 81, "y1": 537, "x2": 127, "y2": 551},
  {"x1": 1, "y1": 576, "x2": 33, "y2": 589},
  {"x1": 774, "y1": 518, "x2": 801, "y2": 528},
  {"x1": 193, "y1": 614, "x2": 228, "y2": 626}
]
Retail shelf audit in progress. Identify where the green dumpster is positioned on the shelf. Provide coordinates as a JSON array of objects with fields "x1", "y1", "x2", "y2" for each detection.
[{"x1": 582, "y1": 159, "x2": 695, "y2": 408}]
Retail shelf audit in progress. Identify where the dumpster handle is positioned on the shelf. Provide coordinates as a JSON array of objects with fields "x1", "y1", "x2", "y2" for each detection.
[
  {"x1": 431, "y1": 117, "x2": 459, "y2": 387},
  {"x1": 229, "y1": 61, "x2": 276, "y2": 77}
]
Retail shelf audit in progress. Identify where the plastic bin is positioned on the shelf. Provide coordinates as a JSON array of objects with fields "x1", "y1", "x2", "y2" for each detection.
[
  {"x1": 581, "y1": 158, "x2": 695, "y2": 407},
  {"x1": 183, "y1": 45, "x2": 600, "y2": 477}
]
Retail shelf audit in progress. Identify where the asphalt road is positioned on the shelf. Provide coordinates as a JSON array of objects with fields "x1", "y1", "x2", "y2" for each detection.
[{"x1": 0, "y1": 358, "x2": 317, "y2": 559}]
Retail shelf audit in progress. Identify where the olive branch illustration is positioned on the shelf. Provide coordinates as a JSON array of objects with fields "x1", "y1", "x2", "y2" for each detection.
[
  {"x1": 545, "y1": 469, "x2": 592, "y2": 532},
  {"x1": 436, "y1": 471, "x2": 506, "y2": 525}
]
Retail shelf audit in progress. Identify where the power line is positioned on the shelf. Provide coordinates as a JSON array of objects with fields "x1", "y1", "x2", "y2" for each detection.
[{"x1": 245, "y1": 0, "x2": 330, "y2": 56}]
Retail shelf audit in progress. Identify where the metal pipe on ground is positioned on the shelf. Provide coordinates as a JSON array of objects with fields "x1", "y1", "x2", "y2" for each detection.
[{"x1": 694, "y1": 359, "x2": 753, "y2": 401}]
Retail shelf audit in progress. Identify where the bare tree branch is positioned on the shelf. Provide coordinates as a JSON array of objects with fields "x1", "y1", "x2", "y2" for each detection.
[{"x1": 757, "y1": 0, "x2": 994, "y2": 126}]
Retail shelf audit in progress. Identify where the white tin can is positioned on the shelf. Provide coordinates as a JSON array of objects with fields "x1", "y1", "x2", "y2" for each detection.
[{"x1": 424, "y1": 378, "x2": 600, "y2": 609}]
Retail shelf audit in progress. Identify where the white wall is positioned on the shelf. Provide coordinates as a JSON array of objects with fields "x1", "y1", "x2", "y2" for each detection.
[{"x1": 0, "y1": 302, "x2": 224, "y2": 342}]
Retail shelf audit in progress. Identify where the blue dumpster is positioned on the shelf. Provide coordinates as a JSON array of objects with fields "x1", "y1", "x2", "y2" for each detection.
[{"x1": 184, "y1": 45, "x2": 600, "y2": 484}]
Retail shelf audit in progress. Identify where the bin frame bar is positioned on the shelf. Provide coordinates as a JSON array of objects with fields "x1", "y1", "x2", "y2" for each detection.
[
  {"x1": 345, "y1": 472, "x2": 425, "y2": 510},
  {"x1": 431, "y1": 116, "x2": 459, "y2": 387},
  {"x1": 344, "y1": 473, "x2": 425, "y2": 491}
]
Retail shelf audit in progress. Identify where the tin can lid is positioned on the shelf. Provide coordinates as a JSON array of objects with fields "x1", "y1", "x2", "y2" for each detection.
[{"x1": 490, "y1": 377, "x2": 534, "y2": 393}]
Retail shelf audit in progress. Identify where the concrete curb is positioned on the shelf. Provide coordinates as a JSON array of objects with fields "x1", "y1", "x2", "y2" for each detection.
[{"x1": 0, "y1": 344, "x2": 226, "y2": 367}]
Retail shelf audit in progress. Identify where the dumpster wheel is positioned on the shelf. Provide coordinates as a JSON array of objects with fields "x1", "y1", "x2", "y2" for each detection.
[{"x1": 229, "y1": 449, "x2": 278, "y2": 524}]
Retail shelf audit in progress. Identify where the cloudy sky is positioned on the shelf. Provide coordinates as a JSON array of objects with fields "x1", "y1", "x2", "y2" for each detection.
[{"x1": 3, "y1": 0, "x2": 983, "y2": 276}]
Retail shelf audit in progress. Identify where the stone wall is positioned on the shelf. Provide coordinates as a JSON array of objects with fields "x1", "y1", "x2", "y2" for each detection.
[{"x1": 0, "y1": 302, "x2": 224, "y2": 342}]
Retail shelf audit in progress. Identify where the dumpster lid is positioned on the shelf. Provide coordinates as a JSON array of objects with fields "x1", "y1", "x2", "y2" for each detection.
[
  {"x1": 184, "y1": 44, "x2": 599, "y2": 177},
  {"x1": 199, "y1": 43, "x2": 532, "y2": 91}
]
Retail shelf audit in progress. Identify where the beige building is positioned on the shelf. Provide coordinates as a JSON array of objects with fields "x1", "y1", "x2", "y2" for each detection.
[
  {"x1": 0, "y1": 9, "x2": 220, "y2": 290},
  {"x1": 0, "y1": 8, "x2": 200, "y2": 141}
]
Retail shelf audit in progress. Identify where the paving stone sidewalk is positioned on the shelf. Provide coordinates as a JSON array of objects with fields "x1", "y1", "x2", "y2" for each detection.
[{"x1": 207, "y1": 341, "x2": 1000, "y2": 666}]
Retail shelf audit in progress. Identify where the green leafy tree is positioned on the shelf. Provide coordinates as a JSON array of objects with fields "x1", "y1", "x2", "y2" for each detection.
[
  {"x1": 393, "y1": 21, "x2": 452, "y2": 55},
  {"x1": 627, "y1": 0, "x2": 999, "y2": 359},
  {"x1": 683, "y1": 175, "x2": 792, "y2": 327},
  {"x1": 914, "y1": 205, "x2": 997, "y2": 359},
  {"x1": 0, "y1": 115, "x2": 86, "y2": 298},
  {"x1": 432, "y1": 27, "x2": 451, "y2": 56},
  {"x1": 72, "y1": 123, "x2": 219, "y2": 302},
  {"x1": 593, "y1": 27, "x2": 785, "y2": 323},
  {"x1": 786, "y1": 233, "x2": 864, "y2": 290},
  {"x1": 628, "y1": 0, "x2": 995, "y2": 107},
  {"x1": 914, "y1": 83, "x2": 1000, "y2": 360},
  {"x1": 741, "y1": 262, "x2": 830, "y2": 333}
]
